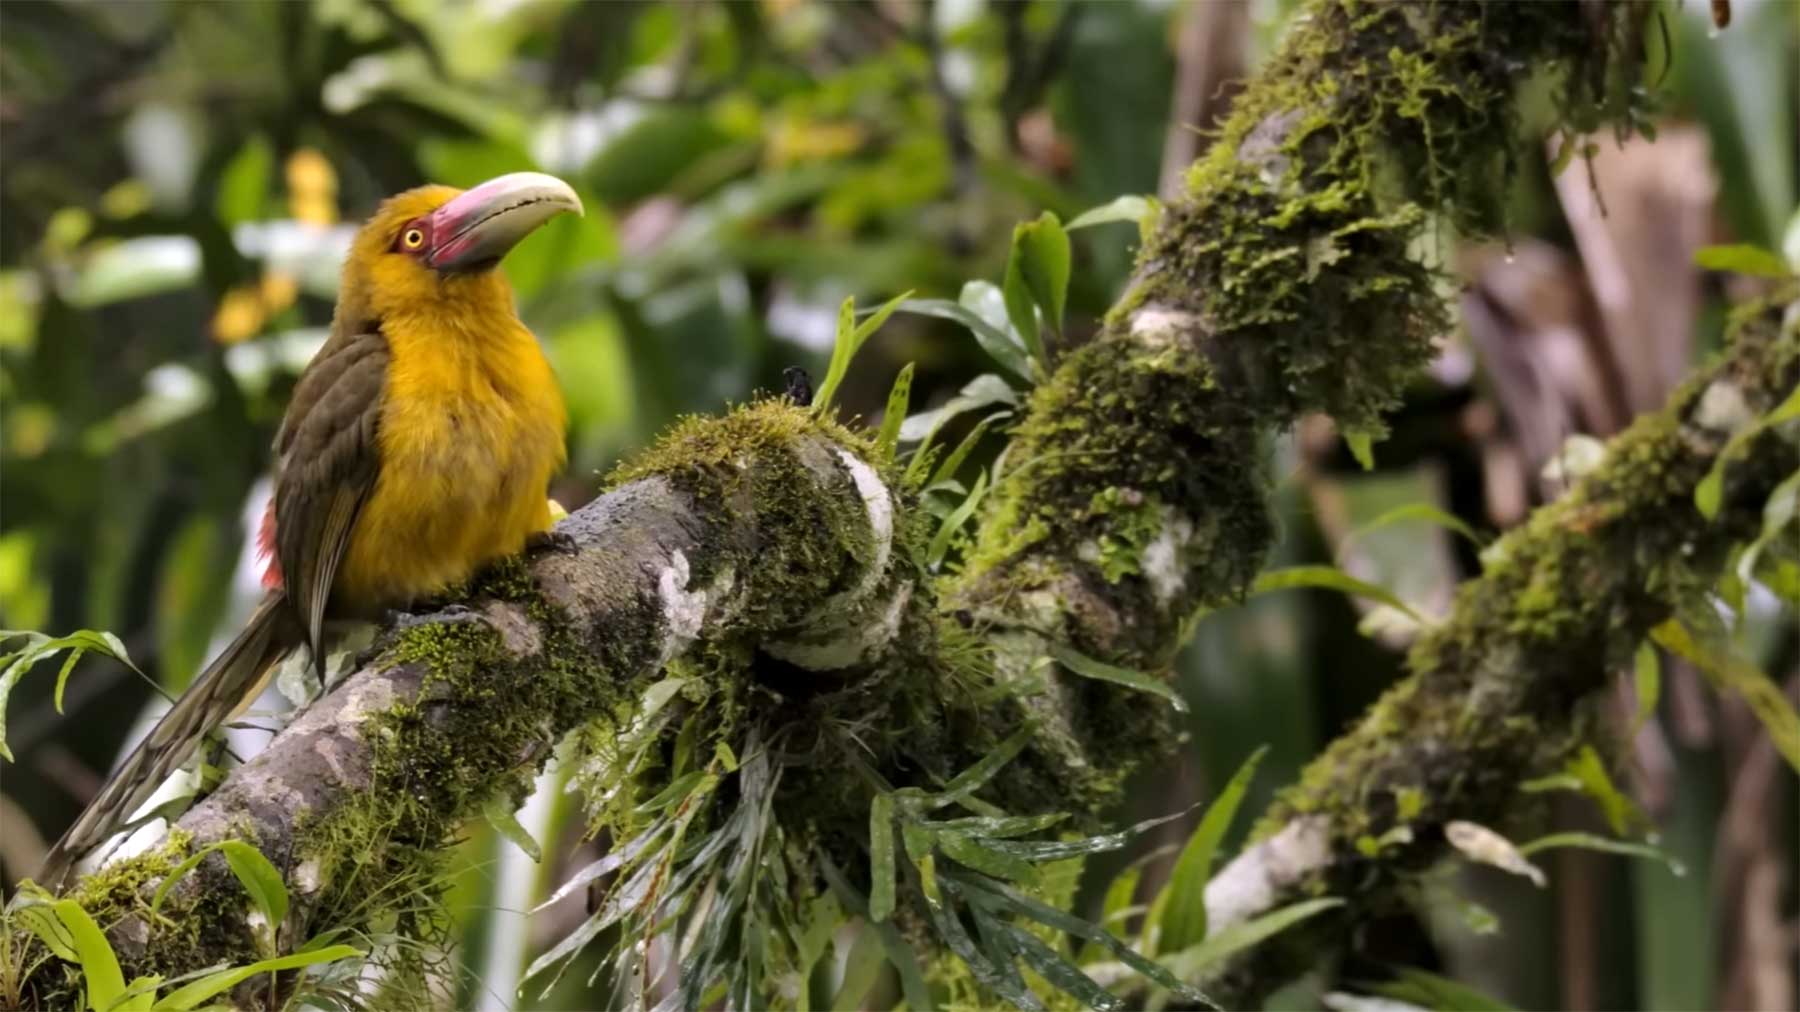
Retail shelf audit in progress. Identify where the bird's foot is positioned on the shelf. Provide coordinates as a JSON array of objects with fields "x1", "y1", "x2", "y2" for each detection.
[
  {"x1": 384, "y1": 603, "x2": 481, "y2": 630},
  {"x1": 525, "y1": 529, "x2": 580, "y2": 557}
]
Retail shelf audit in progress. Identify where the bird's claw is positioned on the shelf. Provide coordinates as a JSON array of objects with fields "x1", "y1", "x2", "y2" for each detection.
[
  {"x1": 526, "y1": 529, "x2": 580, "y2": 557},
  {"x1": 384, "y1": 603, "x2": 481, "y2": 630}
]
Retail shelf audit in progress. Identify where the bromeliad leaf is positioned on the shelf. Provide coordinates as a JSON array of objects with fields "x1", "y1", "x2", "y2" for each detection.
[{"x1": 1048, "y1": 644, "x2": 1188, "y2": 713}]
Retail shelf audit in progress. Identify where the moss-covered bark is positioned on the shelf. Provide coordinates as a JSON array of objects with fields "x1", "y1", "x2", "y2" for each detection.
[
  {"x1": 941, "y1": 0, "x2": 1651, "y2": 821},
  {"x1": 1200, "y1": 296, "x2": 1798, "y2": 1005}
]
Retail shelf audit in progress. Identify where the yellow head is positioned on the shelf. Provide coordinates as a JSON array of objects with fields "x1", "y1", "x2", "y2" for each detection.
[{"x1": 334, "y1": 173, "x2": 582, "y2": 333}]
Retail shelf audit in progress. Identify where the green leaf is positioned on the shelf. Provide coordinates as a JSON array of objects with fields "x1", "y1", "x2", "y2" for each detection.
[
  {"x1": 0, "y1": 628, "x2": 142, "y2": 762},
  {"x1": 868, "y1": 792, "x2": 897, "y2": 922},
  {"x1": 818, "y1": 855, "x2": 933, "y2": 1011},
  {"x1": 217, "y1": 841, "x2": 288, "y2": 935},
  {"x1": 1065, "y1": 194, "x2": 1156, "y2": 231},
  {"x1": 214, "y1": 135, "x2": 274, "y2": 228},
  {"x1": 1048, "y1": 644, "x2": 1188, "y2": 713},
  {"x1": 874, "y1": 363, "x2": 914, "y2": 463},
  {"x1": 1156, "y1": 746, "x2": 1269, "y2": 952},
  {"x1": 1563, "y1": 744, "x2": 1643, "y2": 835},
  {"x1": 811, "y1": 290, "x2": 912, "y2": 414},
  {"x1": 1695, "y1": 466, "x2": 1725, "y2": 520},
  {"x1": 1343, "y1": 429, "x2": 1376, "y2": 471},
  {"x1": 1516, "y1": 832, "x2": 1686, "y2": 875},
  {"x1": 1632, "y1": 641, "x2": 1661, "y2": 734},
  {"x1": 1001, "y1": 212, "x2": 1068, "y2": 371},
  {"x1": 15, "y1": 901, "x2": 79, "y2": 962},
  {"x1": 54, "y1": 647, "x2": 86, "y2": 714},
  {"x1": 150, "y1": 945, "x2": 363, "y2": 1011},
  {"x1": 1250, "y1": 565, "x2": 1423, "y2": 623},
  {"x1": 930, "y1": 725, "x2": 1034, "y2": 812},
  {"x1": 937, "y1": 832, "x2": 1039, "y2": 885},
  {"x1": 896, "y1": 297, "x2": 1034, "y2": 382},
  {"x1": 1370, "y1": 967, "x2": 1518, "y2": 1012},
  {"x1": 1693, "y1": 243, "x2": 1792, "y2": 278},
  {"x1": 1651, "y1": 619, "x2": 1800, "y2": 773},
  {"x1": 1343, "y1": 503, "x2": 1486, "y2": 551},
  {"x1": 830, "y1": 923, "x2": 887, "y2": 1011},
  {"x1": 900, "y1": 373, "x2": 1020, "y2": 445},
  {"x1": 53, "y1": 900, "x2": 126, "y2": 1012},
  {"x1": 926, "y1": 470, "x2": 989, "y2": 568},
  {"x1": 911, "y1": 410, "x2": 1008, "y2": 489},
  {"x1": 1162, "y1": 897, "x2": 1343, "y2": 979},
  {"x1": 483, "y1": 794, "x2": 542, "y2": 863}
]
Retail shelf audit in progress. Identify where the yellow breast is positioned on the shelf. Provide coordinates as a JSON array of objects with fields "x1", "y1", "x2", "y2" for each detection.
[{"x1": 336, "y1": 298, "x2": 566, "y2": 610}]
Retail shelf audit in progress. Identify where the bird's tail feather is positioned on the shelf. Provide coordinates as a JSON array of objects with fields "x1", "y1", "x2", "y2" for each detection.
[{"x1": 38, "y1": 592, "x2": 296, "y2": 891}]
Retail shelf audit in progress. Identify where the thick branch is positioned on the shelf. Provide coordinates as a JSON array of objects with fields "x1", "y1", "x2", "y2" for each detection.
[{"x1": 1199, "y1": 299, "x2": 1798, "y2": 1004}]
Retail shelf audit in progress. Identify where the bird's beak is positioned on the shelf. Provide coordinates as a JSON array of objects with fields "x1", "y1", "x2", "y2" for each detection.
[{"x1": 425, "y1": 172, "x2": 583, "y2": 273}]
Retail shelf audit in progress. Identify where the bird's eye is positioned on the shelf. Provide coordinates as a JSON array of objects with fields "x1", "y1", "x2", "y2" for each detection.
[{"x1": 401, "y1": 228, "x2": 425, "y2": 250}]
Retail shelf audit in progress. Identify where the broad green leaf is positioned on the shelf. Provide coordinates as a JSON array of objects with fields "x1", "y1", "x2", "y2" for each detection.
[
  {"x1": 52, "y1": 900, "x2": 125, "y2": 1012},
  {"x1": 1343, "y1": 429, "x2": 1376, "y2": 471},
  {"x1": 1516, "y1": 831, "x2": 1686, "y2": 875},
  {"x1": 1014, "y1": 212, "x2": 1069, "y2": 340},
  {"x1": 1001, "y1": 221, "x2": 1055, "y2": 371},
  {"x1": 1156, "y1": 746, "x2": 1269, "y2": 951},
  {"x1": 874, "y1": 363, "x2": 914, "y2": 463},
  {"x1": 817, "y1": 856, "x2": 933, "y2": 1011},
  {"x1": 484, "y1": 794, "x2": 542, "y2": 862},
  {"x1": 1371, "y1": 967, "x2": 1518, "y2": 1012},
  {"x1": 1343, "y1": 503, "x2": 1485, "y2": 551},
  {"x1": 150, "y1": 945, "x2": 362, "y2": 1011},
  {"x1": 217, "y1": 841, "x2": 288, "y2": 934},
  {"x1": 1693, "y1": 243, "x2": 1792, "y2": 278},
  {"x1": 1162, "y1": 897, "x2": 1343, "y2": 978},
  {"x1": 1065, "y1": 195, "x2": 1157, "y2": 231},
  {"x1": 926, "y1": 470, "x2": 989, "y2": 568},
  {"x1": 868, "y1": 792, "x2": 897, "y2": 922},
  {"x1": 214, "y1": 136, "x2": 273, "y2": 228},
  {"x1": 896, "y1": 298, "x2": 1033, "y2": 382},
  {"x1": 900, "y1": 373, "x2": 1019, "y2": 443},
  {"x1": 1048, "y1": 644, "x2": 1188, "y2": 713},
  {"x1": 830, "y1": 923, "x2": 887, "y2": 1010},
  {"x1": 1695, "y1": 466, "x2": 1725, "y2": 520},
  {"x1": 1653, "y1": 618, "x2": 1800, "y2": 773},
  {"x1": 15, "y1": 901, "x2": 79, "y2": 962},
  {"x1": 1251, "y1": 566, "x2": 1423, "y2": 623}
]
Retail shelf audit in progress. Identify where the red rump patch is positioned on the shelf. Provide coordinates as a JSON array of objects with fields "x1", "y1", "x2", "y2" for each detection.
[{"x1": 257, "y1": 501, "x2": 284, "y2": 590}]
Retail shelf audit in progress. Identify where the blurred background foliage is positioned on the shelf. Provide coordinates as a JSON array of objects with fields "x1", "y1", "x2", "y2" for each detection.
[{"x1": 0, "y1": 1, "x2": 1795, "y2": 1009}]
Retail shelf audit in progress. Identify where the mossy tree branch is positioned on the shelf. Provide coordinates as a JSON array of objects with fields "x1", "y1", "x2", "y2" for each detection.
[{"x1": 37, "y1": 1, "x2": 1795, "y2": 1007}]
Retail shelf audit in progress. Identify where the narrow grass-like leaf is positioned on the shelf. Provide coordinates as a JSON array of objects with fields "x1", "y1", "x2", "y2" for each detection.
[
  {"x1": 1342, "y1": 503, "x2": 1485, "y2": 551},
  {"x1": 1251, "y1": 565, "x2": 1422, "y2": 622},
  {"x1": 1162, "y1": 897, "x2": 1342, "y2": 979},
  {"x1": 868, "y1": 792, "x2": 897, "y2": 922},
  {"x1": 1653, "y1": 618, "x2": 1800, "y2": 772},
  {"x1": 982, "y1": 809, "x2": 1190, "y2": 862},
  {"x1": 931, "y1": 725, "x2": 1033, "y2": 811},
  {"x1": 1048, "y1": 644, "x2": 1187, "y2": 713},
  {"x1": 919, "y1": 411, "x2": 1008, "y2": 488},
  {"x1": 896, "y1": 299, "x2": 1033, "y2": 381},
  {"x1": 534, "y1": 823, "x2": 668, "y2": 911},
  {"x1": 1632, "y1": 641, "x2": 1660, "y2": 734},
  {"x1": 1370, "y1": 967, "x2": 1519, "y2": 1011},
  {"x1": 927, "y1": 470, "x2": 989, "y2": 568},
  {"x1": 1516, "y1": 831, "x2": 1686, "y2": 875},
  {"x1": 812, "y1": 290, "x2": 912, "y2": 413},
  {"x1": 920, "y1": 882, "x2": 1041, "y2": 1010},
  {"x1": 53, "y1": 900, "x2": 126, "y2": 1012},
  {"x1": 937, "y1": 832, "x2": 1038, "y2": 885},
  {"x1": 916, "y1": 812, "x2": 1065, "y2": 838},
  {"x1": 1003, "y1": 922, "x2": 1125, "y2": 1011},
  {"x1": 151, "y1": 945, "x2": 362, "y2": 1011},
  {"x1": 951, "y1": 873, "x2": 1214, "y2": 1006},
  {"x1": 874, "y1": 363, "x2": 914, "y2": 463},
  {"x1": 1156, "y1": 746, "x2": 1268, "y2": 951}
]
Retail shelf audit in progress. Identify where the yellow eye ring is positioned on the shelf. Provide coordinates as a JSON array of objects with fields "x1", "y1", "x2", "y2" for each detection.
[{"x1": 401, "y1": 228, "x2": 425, "y2": 249}]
